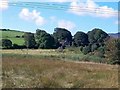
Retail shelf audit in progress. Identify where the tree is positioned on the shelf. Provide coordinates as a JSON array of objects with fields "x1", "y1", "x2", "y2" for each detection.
[
  {"x1": 24, "y1": 32, "x2": 36, "y2": 48},
  {"x1": 1, "y1": 39, "x2": 12, "y2": 49},
  {"x1": 74, "y1": 31, "x2": 89, "y2": 46},
  {"x1": 53, "y1": 28, "x2": 72, "y2": 46},
  {"x1": 87, "y1": 28, "x2": 109, "y2": 44},
  {"x1": 105, "y1": 38, "x2": 120, "y2": 64},
  {"x1": 36, "y1": 29, "x2": 55, "y2": 49}
]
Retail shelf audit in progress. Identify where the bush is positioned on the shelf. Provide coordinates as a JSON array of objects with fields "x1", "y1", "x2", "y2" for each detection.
[
  {"x1": 79, "y1": 46, "x2": 83, "y2": 51},
  {"x1": 1, "y1": 39, "x2": 12, "y2": 49},
  {"x1": 16, "y1": 36, "x2": 21, "y2": 38},
  {"x1": 12, "y1": 44, "x2": 26, "y2": 49},
  {"x1": 82, "y1": 46, "x2": 91, "y2": 55},
  {"x1": 91, "y1": 43, "x2": 98, "y2": 52}
]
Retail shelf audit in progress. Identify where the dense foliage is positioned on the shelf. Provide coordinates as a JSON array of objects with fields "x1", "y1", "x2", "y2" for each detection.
[
  {"x1": 74, "y1": 31, "x2": 89, "y2": 47},
  {"x1": 36, "y1": 29, "x2": 55, "y2": 49},
  {"x1": 53, "y1": 28, "x2": 72, "y2": 46},
  {"x1": 24, "y1": 32, "x2": 36, "y2": 48},
  {"x1": 1, "y1": 28, "x2": 119, "y2": 65},
  {"x1": 87, "y1": 28, "x2": 109, "y2": 44},
  {"x1": 1, "y1": 39, "x2": 12, "y2": 49},
  {"x1": 105, "y1": 38, "x2": 120, "y2": 64}
]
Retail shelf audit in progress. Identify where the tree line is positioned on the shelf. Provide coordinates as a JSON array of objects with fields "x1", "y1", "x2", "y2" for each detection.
[{"x1": 1, "y1": 27, "x2": 120, "y2": 64}]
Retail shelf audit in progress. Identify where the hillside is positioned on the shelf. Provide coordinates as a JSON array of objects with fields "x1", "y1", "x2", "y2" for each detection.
[{"x1": 0, "y1": 29, "x2": 25, "y2": 45}]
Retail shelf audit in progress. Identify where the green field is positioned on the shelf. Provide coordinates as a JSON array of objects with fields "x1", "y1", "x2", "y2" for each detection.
[
  {"x1": 0, "y1": 30, "x2": 25, "y2": 45},
  {"x1": 2, "y1": 49, "x2": 119, "y2": 88},
  {"x1": 1, "y1": 30, "x2": 24, "y2": 38}
]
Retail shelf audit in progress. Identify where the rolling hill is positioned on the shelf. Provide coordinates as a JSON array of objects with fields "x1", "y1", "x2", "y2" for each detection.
[{"x1": 0, "y1": 29, "x2": 25, "y2": 45}]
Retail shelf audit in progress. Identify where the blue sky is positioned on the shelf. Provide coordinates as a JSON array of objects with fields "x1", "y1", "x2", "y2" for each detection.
[{"x1": 0, "y1": 0, "x2": 119, "y2": 35}]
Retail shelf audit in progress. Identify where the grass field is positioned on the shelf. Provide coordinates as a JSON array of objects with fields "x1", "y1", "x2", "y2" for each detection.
[
  {"x1": 3, "y1": 38, "x2": 25, "y2": 45},
  {"x1": 2, "y1": 49, "x2": 103, "y2": 63},
  {"x1": 2, "y1": 49, "x2": 119, "y2": 88},
  {"x1": 0, "y1": 30, "x2": 25, "y2": 45},
  {"x1": 0, "y1": 30, "x2": 24, "y2": 38}
]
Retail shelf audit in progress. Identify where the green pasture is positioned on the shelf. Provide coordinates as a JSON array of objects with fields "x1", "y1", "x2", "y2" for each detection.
[{"x1": 0, "y1": 30, "x2": 25, "y2": 45}]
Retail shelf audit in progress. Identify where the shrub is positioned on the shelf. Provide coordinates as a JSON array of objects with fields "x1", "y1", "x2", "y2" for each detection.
[
  {"x1": 16, "y1": 36, "x2": 21, "y2": 38},
  {"x1": 12, "y1": 44, "x2": 26, "y2": 49},
  {"x1": 91, "y1": 43, "x2": 98, "y2": 52},
  {"x1": 1, "y1": 39, "x2": 12, "y2": 49},
  {"x1": 82, "y1": 46, "x2": 91, "y2": 55}
]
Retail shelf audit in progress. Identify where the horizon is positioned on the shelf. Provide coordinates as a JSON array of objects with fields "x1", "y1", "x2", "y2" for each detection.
[
  {"x1": 0, "y1": 28, "x2": 119, "y2": 35},
  {"x1": 1, "y1": 0, "x2": 119, "y2": 35}
]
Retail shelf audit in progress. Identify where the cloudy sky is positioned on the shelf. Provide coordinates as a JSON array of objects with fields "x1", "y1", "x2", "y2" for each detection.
[{"x1": 0, "y1": 0, "x2": 119, "y2": 35}]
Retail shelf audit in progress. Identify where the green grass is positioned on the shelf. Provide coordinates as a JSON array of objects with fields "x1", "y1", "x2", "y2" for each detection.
[
  {"x1": 0, "y1": 30, "x2": 24, "y2": 38},
  {"x1": 2, "y1": 49, "x2": 103, "y2": 63},
  {"x1": 4, "y1": 38, "x2": 25, "y2": 45},
  {"x1": 0, "y1": 30, "x2": 25, "y2": 45}
]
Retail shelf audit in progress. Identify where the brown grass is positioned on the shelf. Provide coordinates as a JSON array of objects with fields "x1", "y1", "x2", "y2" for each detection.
[{"x1": 2, "y1": 56, "x2": 118, "y2": 88}]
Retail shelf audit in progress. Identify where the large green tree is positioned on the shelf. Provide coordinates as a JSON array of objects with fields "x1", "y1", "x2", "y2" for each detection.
[
  {"x1": 36, "y1": 29, "x2": 55, "y2": 49},
  {"x1": 24, "y1": 32, "x2": 36, "y2": 48},
  {"x1": 74, "y1": 31, "x2": 89, "y2": 46},
  {"x1": 53, "y1": 28, "x2": 72, "y2": 46},
  {"x1": 87, "y1": 28, "x2": 109, "y2": 44}
]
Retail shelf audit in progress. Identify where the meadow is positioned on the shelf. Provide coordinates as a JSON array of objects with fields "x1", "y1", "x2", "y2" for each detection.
[
  {"x1": 0, "y1": 30, "x2": 25, "y2": 45},
  {"x1": 2, "y1": 49, "x2": 119, "y2": 88}
]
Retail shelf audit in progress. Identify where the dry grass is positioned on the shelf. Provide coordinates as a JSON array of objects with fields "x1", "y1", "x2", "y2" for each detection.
[{"x1": 2, "y1": 55, "x2": 118, "y2": 88}]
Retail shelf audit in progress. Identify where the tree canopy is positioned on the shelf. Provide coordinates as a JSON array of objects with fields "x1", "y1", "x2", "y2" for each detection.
[
  {"x1": 74, "y1": 31, "x2": 89, "y2": 46},
  {"x1": 53, "y1": 28, "x2": 72, "y2": 46},
  {"x1": 87, "y1": 28, "x2": 109, "y2": 44},
  {"x1": 24, "y1": 32, "x2": 36, "y2": 48},
  {"x1": 36, "y1": 29, "x2": 55, "y2": 49}
]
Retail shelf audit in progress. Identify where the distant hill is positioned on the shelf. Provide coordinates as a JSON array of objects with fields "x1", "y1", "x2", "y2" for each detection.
[
  {"x1": 109, "y1": 33, "x2": 120, "y2": 38},
  {"x1": 0, "y1": 29, "x2": 25, "y2": 45}
]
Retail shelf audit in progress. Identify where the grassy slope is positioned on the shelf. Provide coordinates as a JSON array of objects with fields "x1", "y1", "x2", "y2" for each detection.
[
  {"x1": 0, "y1": 30, "x2": 25, "y2": 45},
  {"x1": 2, "y1": 49, "x2": 119, "y2": 88}
]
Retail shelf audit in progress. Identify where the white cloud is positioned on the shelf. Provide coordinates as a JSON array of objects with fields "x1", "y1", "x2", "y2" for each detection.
[
  {"x1": 0, "y1": 0, "x2": 8, "y2": 10},
  {"x1": 68, "y1": 0, "x2": 117, "y2": 18},
  {"x1": 58, "y1": 20, "x2": 76, "y2": 30},
  {"x1": 19, "y1": 8, "x2": 46, "y2": 26}
]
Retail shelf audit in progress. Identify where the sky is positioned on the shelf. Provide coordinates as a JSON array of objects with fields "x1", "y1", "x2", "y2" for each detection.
[{"x1": 0, "y1": 0, "x2": 119, "y2": 35}]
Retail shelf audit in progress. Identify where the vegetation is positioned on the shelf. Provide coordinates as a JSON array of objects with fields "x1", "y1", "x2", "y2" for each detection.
[
  {"x1": 1, "y1": 28, "x2": 120, "y2": 65},
  {"x1": 74, "y1": 31, "x2": 89, "y2": 46},
  {"x1": 53, "y1": 27, "x2": 72, "y2": 47},
  {"x1": 1, "y1": 28, "x2": 119, "y2": 88},
  {"x1": 0, "y1": 29, "x2": 24, "y2": 45},
  {"x1": 2, "y1": 50, "x2": 118, "y2": 88},
  {"x1": 105, "y1": 38, "x2": 120, "y2": 64},
  {"x1": 87, "y1": 28, "x2": 109, "y2": 44},
  {"x1": 24, "y1": 32, "x2": 36, "y2": 48},
  {"x1": 0, "y1": 39, "x2": 12, "y2": 49},
  {"x1": 36, "y1": 29, "x2": 55, "y2": 49}
]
